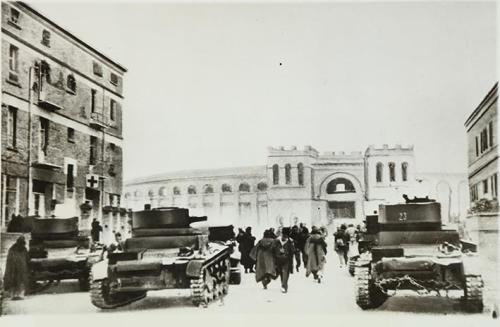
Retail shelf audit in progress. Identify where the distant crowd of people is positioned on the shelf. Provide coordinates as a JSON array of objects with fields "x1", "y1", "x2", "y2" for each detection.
[{"x1": 235, "y1": 222, "x2": 367, "y2": 293}]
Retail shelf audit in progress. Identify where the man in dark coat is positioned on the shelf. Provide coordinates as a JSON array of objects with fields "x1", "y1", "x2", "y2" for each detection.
[
  {"x1": 3, "y1": 235, "x2": 30, "y2": 300},
  {"x1": 250, "y1": 230, "x2": 277, "y2": 289},
  {"x1": 289, "y1": 225, "x2": 301, "y2": 272},
  {"x1": 297, "y1": 223, "x2": 310, "y2": 268},
  {"x1": 91, "y1": 219, "x2": 102, "y2": 243},
  {"x1": 273, "y1": 227, "x2": 295, "y2": 293},
  {"x1": 237, "y1": 227, "x2": 256, "y2": 273}
]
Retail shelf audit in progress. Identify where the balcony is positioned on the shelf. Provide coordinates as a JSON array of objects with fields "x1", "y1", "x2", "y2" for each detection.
[
  {"x1": 89, "y1": 112, "x2": 108, "y2": 130},
  {"x1": 38, "y1": 90, "x2": 63, "y2": 112}
]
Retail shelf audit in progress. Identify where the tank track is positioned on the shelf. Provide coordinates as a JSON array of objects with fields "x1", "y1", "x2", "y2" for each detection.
[
  {"x1": 463, "y1": 275, "x2": 483, "y2": 313},
  {"x1": 355, "y1": 266, "x2": 387, "y2": 310},
  {"x1": 190, "y1": 257, "x2": 230, "y2": 307},
  {"x1": 348, "y1": 257, "x2": 357, "y2": 276},
  {"x1": 90, "y1": 274, "x2": 147, "y2": 309},
  {"x1": 355, "y1": 266, "x2": 372, "y2": 309}
]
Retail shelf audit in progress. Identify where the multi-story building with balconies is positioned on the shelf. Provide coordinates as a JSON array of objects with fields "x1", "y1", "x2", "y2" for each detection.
[
  {"x1": 1, "y1": 2, "x2": 127, "y2": 233},
  {"x1": 125, "y1": 145, "x2": 467, "y2": 235}
]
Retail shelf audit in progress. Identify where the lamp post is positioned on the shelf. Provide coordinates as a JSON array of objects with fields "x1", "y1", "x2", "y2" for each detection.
[{"x1": 26, "y1": 65, "x2": 35, "y2": 216}]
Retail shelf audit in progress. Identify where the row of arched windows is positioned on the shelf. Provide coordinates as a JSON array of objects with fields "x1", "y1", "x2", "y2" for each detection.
[
  {"x1": 272, "y1": 163, "x2": 304, "y2": 186},
  {"x1": 126, "y1": 181, "x2": 269, "y2": 199},
  {"x1": 376, "y1": 162, "x2": 408, "y2": 183}
]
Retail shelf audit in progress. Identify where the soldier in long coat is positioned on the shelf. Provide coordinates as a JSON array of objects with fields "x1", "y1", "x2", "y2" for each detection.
[
  {"x1": 273, "y1": 228, "x2": 295, "y2": 293},
  {"x1": 305, "y1": 227, "x2": 327, "y2": 283},
  {"x1": 250, "y1": 230, "x2": 277, "y2": 289},
  {"x1": 3, "y1": 235, "x2": 30, "y2": 299}
]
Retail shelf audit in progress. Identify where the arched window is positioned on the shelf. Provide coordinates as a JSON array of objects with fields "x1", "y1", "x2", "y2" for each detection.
[
  {"x1": 297, "y1": 163, "x2": 304, "y2": 186},
  {"x1": 148, "y1": 189, "x2": 154, "y2": 198},
  {"x1": 272, "y1": 164, "x2": 279, "y2": 185},
  {"x1": 285, "y1": 164, "x2": 292, "y2": 184},
  {"x1": 257, "y1": 182, "x2": 268, "y2": 192},
  {"x1": 133, "y1": 190, "x2": 140, "y2": 198},
  {"x1": 389, "y1": 162, "x2": 396, "y2": 182},
  {"x1": 188, "y1": 185, "x2": 197, "y2": 194},
  {"x1": 158, "y1": 187, "x2": 166, "y2": 197},
  {"x1": 376, "y1": 162, "x2": 383, "y2": 183},
  {"x1": 326, "y1": 178, "x2": 356, "y2": 194},
  {"x1": 239, "y1": 182, "x2": 250, "y2": 192},
  {"x1": 66, "y1": 74, "x2": 76, "y2": 93},
  {"x1": 221, "y1": 184, "x2": 232, "y2": 193},
  {"x1": 173, "y1": 186, "x2": 181, "y2": 195},
  {"x1": 203, "y1": 184, "x2": 214, "y2": 194},
  {"x1": 401, "y1": 162, "x2": 408, "y2": 182},
  {"x1": 124, "y1": 192, "x2": 131, "y2": 199}
]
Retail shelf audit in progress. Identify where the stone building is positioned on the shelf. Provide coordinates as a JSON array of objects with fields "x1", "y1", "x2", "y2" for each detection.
[
  {"x1": 1, "y1": 2, "x2": 127, "y2": 235},
  {"x1": 125, "y1": 145, "x2": 467, "y2": 235}
]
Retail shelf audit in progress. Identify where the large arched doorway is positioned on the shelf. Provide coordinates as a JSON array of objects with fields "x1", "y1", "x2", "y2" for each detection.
[{"x1": 318, "y1": 173, "x2": 364, "y2": 222}]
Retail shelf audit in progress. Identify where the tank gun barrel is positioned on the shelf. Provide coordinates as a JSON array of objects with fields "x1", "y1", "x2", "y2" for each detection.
[{"x1": 189, "y1": 216, "x2": 208, "y2": 224}]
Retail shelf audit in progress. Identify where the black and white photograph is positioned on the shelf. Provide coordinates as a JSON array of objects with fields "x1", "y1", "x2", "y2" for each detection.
[{"x1": 0, "y1": 0, "x2": 498, "y2": 325}]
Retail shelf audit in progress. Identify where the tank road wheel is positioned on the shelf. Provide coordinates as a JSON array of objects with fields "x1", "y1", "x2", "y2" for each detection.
[
  {"x1": 354, "y1": 266, "x2": 387, "y2": 310},
  {"x1": 463, "y1": 275, "x2": 484, "y2": 313},
  {"x1": 90, "y1": 278, "x2": 147, "y2": 310}
]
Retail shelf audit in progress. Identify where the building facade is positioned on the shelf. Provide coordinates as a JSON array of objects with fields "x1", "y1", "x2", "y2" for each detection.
[
  {"x1": 1, "y1": 2, "x2": 127, "y2": 234},
  {"x1": 125, "y1": 145, "x2": 467, "y2": 235}
]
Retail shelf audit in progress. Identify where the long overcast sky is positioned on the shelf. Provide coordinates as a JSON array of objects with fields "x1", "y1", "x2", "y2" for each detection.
[{"x1": 30, "y1": 1, "x2": 497, "y2": 180}]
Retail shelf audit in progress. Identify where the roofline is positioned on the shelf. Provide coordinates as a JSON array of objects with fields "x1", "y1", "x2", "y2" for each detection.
[
  {"x1": 17, "y1": 1, "x2": 127, "y2": 73},
  {"x1": 125, "y1": 165, "x2": 268, "y2": 186},
  {"x1": 464, "y1": 82, "x2": 498, "y2": 127}
]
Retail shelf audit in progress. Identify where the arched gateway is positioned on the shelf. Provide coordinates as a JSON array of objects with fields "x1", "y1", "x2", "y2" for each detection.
[{"x1": 318, "y1": 173, "x2": 364, "y2": 221}]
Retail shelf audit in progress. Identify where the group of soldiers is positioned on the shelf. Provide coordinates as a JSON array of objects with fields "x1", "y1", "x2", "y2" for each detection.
[{"x1": 235, "y1": 224, "x2": 330, "y2": 293}]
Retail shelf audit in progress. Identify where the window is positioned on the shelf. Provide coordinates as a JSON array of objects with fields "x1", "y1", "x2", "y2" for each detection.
[
  {"x1": 203, "y1": 184, "x2": 214, "y2": 194},
  {"x1": 401, "y1": 162, "x2": 408, "y2": 182},
  {"x1": 492, "y1": 174, "x2": 498, "y2": 198},
  {"x1": 66, "y1": 74, "x2": 76, "y2": 93},
  {"x1": 41, "y1": 30, "x2": 51, "y2": 47},
  {"x1": 67, "y1": 127, "x2": 75, "y2": 143},
  {"x1": 470, "y1": 184, "x2": 479, "y2": 202},
  {"x1": 173, "y1": 186, "x2": 181, "y2": 195},
  {"x1": 239, "y1": 183, "x2": 250, "y2": 192},
  {"x1": 110, "y1": 72, "x2": 119, "y2": 85},
  {"x1": 272, "y1": 164, "x2": 279, "y2": 185},
  {"x1": 376, "y1": 162, "x2": 383, "y2": 183},
  {"x1": 188, "y1": 185, "x2": 197, "y2": 194},
  {"x1": 489, "y1": 121, "x2": 494, "y2": 147},
  {"x1": 110, "y1": 99, "x2": 116, "y2": 121},
  {"x1": 480, "y1": 128, "x2": 489, "y2": 153},
  {"x1": 109, "y1": 143, "x2": 116, "y2": 151},
  {"x1": 285, "y1": 164, "x2": 292, "y2": 184},
  {"x1": 7, "y1": 107, "x2": 17, "y2": 148},
  {"x1": 297, "y1": 163, "x2": 304, "y2": 186},
  {"x1": 91, "y1": 89, "x2": 96, "y2": 113},
  {"x1": 257, "y1": 182, "x2": 268, "y2": 192},
  {"x1": 9, "y1": 7, "x2": 20, "y2": 25},
  {"x1": 158, "y1": 187, "x2": 166, "y2": 197},
  {"x1": 8, "y1": 45, "x2": 19, "y2": 83},
  {"x1": 475, "y1": 136, "x2": 479, "y2": 157},
  {"x1": 66, "y1": 164, "x2": 74, "y2": 190},
  {"x1": 89, "y1": 136, "x2": 98, "y2": 165},
  {"x1": 148, "y1": 190, "x2": 154, "y2": 199},
  {"x1": 326, "y1": 178, "x2": 355, "y2": 194},
  {"x1": 93, "y1": 62, "x2": 103, "y2": 76},
  {"x1": 40, "y1": 60, "x2": 51, "y2": 84},
  {"x1": 483, "y1": 179, "x2": 488, "y2": 194},
  {"x1": 221, "y1": 184, "x2": 232, "y2": 193},
  {"x1": 40, "y1": 118, "x2": 49, "y2": 156},
  {"x1": 389, "y1": 162, "x2": 396, "y2": 182}
]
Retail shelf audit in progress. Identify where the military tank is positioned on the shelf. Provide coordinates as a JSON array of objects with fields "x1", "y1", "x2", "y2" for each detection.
[
  {"x1": 28, "y1": 217, "x2": 102, "y2": 291},
  {"x1": 89, "y1": 207, "x2": 232, "y2": 309},
  {"x1": 206, "y1": 225, "x2": 242, "y2": 285},
  {"x1": 354, "y1": 197, "x2": 484, "y2": 313}
]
